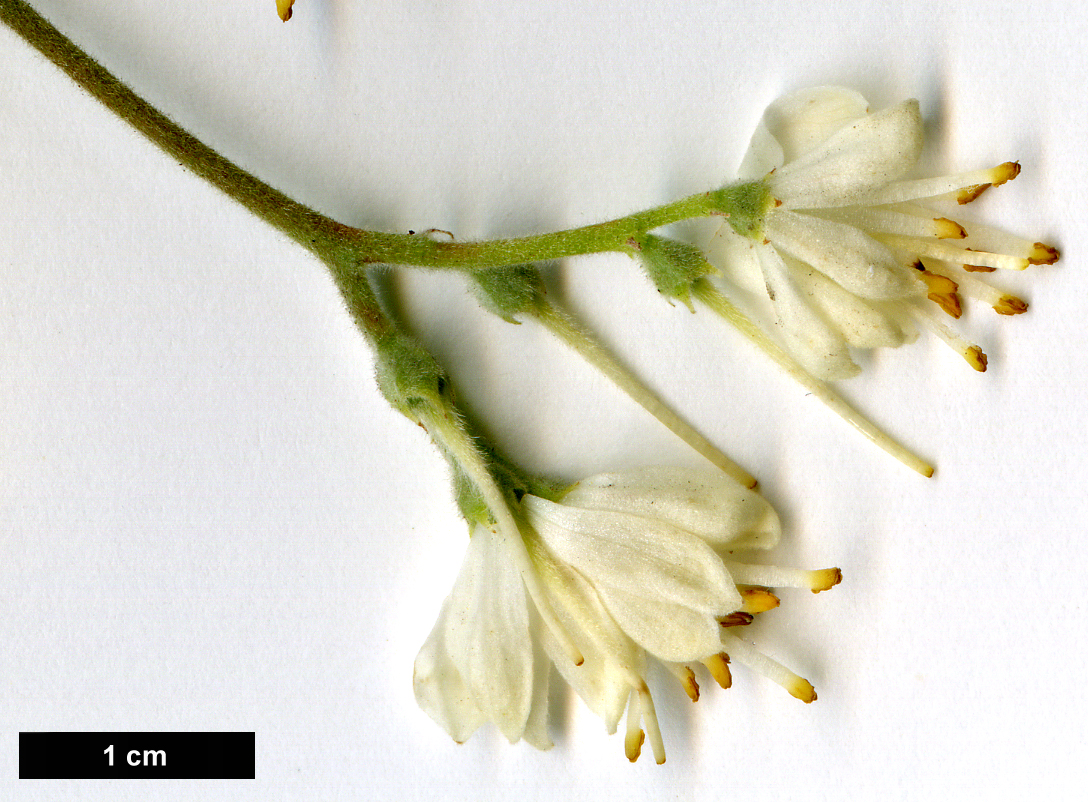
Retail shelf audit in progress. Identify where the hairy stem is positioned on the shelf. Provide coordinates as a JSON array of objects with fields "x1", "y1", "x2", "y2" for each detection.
[{"x1": 1, "y1": 0, "x2": 756, "y2": 275}]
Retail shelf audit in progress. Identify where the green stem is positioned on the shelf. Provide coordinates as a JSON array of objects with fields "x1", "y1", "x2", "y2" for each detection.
[
  {"x1": 692, "y1": 279, "x2": 935, "y2": 478},
  {"x1": 534, "y1": 300, "x2": 759, "y2": 489},
  {"x1": 0, "y1": 0, "x2": 761, "y2": 276}
]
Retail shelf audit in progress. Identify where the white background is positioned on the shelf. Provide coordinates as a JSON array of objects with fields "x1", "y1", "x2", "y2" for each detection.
[{"x1": 1, "y1": 1, "x2": 1084, "y2": 799}]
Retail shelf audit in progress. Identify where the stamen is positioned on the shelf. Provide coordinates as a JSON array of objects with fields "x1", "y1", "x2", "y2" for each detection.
[
  {"x1": 663, "y1": 662, "x2": 701, "y2": 701},
  {"x1": 908, "y1": 304, "x2": 988, "y2": 371},
  {"x1": 810, "y1": 206, "x2": 966, "y2": 239},
  {"x1": 719, "y1": 611, "x2": 755, "y2": 627},
  {"x1": 913, "y1": 266, "x2": 962, "y2": 318},
  {"x1": 739, "y1": 586, "x2": 781, "y2": 614},
  {"x1": 934, "y1": 218, "x2": 968, "y2": 239},
  {"x1": 726, "y1": 563, "x2": 843, "y2": 593},
  {"x1": 639, "y1": 687, "x2": 667, "y2": 765},
  {"x1": 624, "y1": 691, "x2": 644, "y2": 762},
  {"x1": 702, "y1": 653, "x2": 733, "y2": 690},
  {"x1": 955, "y1": 162, "x2": 1021, "y2": 203},
  {"x1": 1029, "y1": 242, "x2": 1060, "y2": 265},
  {"x1": 938, "y1": 213, "x2": 1061, "y2": 265},
  {"x1": 880, "y1": 203, "x2": 974, "y2": 240},
  {"x1": 995, "y1": 296, "x2": 1029, "y2": 315},
  {"x1": 919, "y1": 257, "x2": 1028, "y2": 316},
  {"x1": 874, "y1": 233, "x2": 1030, "y2": 270},
  {"x1": 721, "y1": 633, "x2": 817, "y2": 703},
  {"x1": 859, "y1": 162, "x2": 1020, "y2": 205}
]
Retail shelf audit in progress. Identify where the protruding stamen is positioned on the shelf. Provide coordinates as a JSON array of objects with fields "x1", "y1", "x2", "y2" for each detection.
[
  {"x1": 624, "y1": 691, "x2": 643, "y2": 762},
  {"x1": 963, "y1": 264, "x2": 996, "y2": 273},
  {"x1": 739, "y1": 586, "x2": 781, "y2": 614},
  {"x1": 860, "y1": 163, "x2": 1020, "y2": 206},
  {"x1": 934, "y1": 218, "x2": 968, "y2": 239},
  {"x1": 920, "y1": 257, "x2": 1028, "y2": 316},
  {"x1": 924, "y1": 212, "x2": 1060, "y2": 266},
  {"x1": 721, "y1": 633, "x2": 817, "y2": 703},
  {"x1": 956, "y1": 162, "x2": 1020, "y2": 203},
  {"x1": 719, "y1": 611, "x2": 755, "y2": 628},
  {"x1": 875, "y1": 233, "x2": 1030, "y2": 270},
  {"x1": 277, "y1": 0, "x2": 295, "y2": 21},
  {"x1": 995, "y1": 295, "x2": 1028, "y2": 315},
  {"x1": 1029, "y1": 242, "x2": 1060, "y2": 265},
  {"x1": 811, "y1": 206, "x2": 967, "y2": 240},
  {"x1": 807, "y1": 568, "x2": 843, "y2": 593},
  {"x1": 914, "y1": 267, "x2": 962, "y2": 318},
  {"x1": 703, "y1": 653, "x2": 733, "y2": 690},
  {"x1": 663, "y1": 663, "x2": 701, "y2": 701},
  {"x1": 908, "y1": 304, "x2": 988, "y2": 372},
  {"x1": 639, "y1": 688, "x2": 666, "y2": 765},
  {"x1": 726, "y1": 563, "x2": 842, "y2": 592}
]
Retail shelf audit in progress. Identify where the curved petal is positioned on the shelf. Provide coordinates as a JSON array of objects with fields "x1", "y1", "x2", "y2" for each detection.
[
  {"x1": 768, "y1": 99, "x2": 924, "y2": 209},
  {"x1": 521, "y1": 643, "x2": 554, "y2": 750},
  {"x1": 788, "y1": 257, "x2": 918, "y2": 348},
  {"x1": 523, "y1": 496, "x2": 740, "y2": 663},
  {"x1": 417, "y1": 525, "x2": 536, "y2": 745},
  {"x1": 413, "y1": 613, "x2": 486, "y2": 744},
  {"x1": 560, "y1": 467, "x2": 781, "y2": 551},
  {"x1": 755, "y1": 241, "x2": 861, "y2": 381},
  {"x1": 529, "y1": 546, "x2": 643, "y2": 734},
  {"x1": 766, "y1": 210, "x2": 913, "y2": 299},
  {"x1": 740, "y1": 86, "x2": 871, "y2": 181}
]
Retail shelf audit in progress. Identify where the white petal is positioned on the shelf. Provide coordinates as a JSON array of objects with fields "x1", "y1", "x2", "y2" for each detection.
[
  {"x1": 562, "y1": 466, "x2": 781, "y2": 551},
  {"x1": 437, "y1": 526, "x2": 536, "y2": 744},
  {"x1": 737, "y1": 118, "x2": 784, "y2": 181},
  {"x1": 536, "y1": 608, "x2": 635, "y2": 735},
  {"x1": 521, "y1": 643, "x2": 554, "y2": 750},
  {"x1": 787, "y1": 255, "x2": 917, "y2": 348},
  {"x1": 739, "y1": 86, "x2": 870, "y2": 180},
  {"x1": 706, "y1": 224, "x2": 766, "y2": 296},
  {"x1": 755, "y1": 242, "x2": 860, "y2": 381},
  {"x1": 524, "y1": 496, "x2": 739, "y2": 663},
  {"x1": 768, "y1": 99, "x2": 924, "y2": 209},
  {"x1": 528, "y1": 537, "x2": 645, "y2": 733},
  {"x1": 413, "y1": 613, "x2": 486, "y2": 744},
  {"x1": 766, "y1": 211, "x2": 913, "y2": 299}
]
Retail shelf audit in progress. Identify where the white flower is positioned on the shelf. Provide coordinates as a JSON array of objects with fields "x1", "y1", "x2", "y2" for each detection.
[
  {"x1": 412, "y1": 522, "x2": 553, "y2": 749},
  {"x1": 713, "y1": 86, "x2": 1058, "y2": 380},
  {"x1": 414, "y1": 467, "x2": 840, "y2": 764}
]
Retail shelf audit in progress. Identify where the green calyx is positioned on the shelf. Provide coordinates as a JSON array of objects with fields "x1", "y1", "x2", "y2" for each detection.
[
  {"x1": 372, "y1": 331, "x2": 452, "y2": 421},
  {"x1": 631, "y1": 233, "x2": 718, "y2": 311},
  {"x1": 469, "y1": 264, "x2": 547, "y2": 323},
  {"x1": 709, "y1": 180, "x2": 773, "y2": 239}
]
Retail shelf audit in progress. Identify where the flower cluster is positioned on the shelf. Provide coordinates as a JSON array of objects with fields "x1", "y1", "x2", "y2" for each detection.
[
  {"x1": 413, "y1": 467, "x2": 839, "y2": 763},
  {"x1": 711, "y1": 86, "x2": 1058, "y2": 380}
]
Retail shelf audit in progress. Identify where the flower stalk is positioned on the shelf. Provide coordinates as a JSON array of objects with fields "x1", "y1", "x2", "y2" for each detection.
[
  {"x1": 691, "y1": 279, "x2": 936, "y2": 477},
  {"x1": 0, "y1": 0, "x2": 762, "y2": 276}
]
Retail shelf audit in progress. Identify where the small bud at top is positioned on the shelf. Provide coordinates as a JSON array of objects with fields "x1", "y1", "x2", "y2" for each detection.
[
  {"x1": 631, "y1": 233, "x2": 717, "y2": 312},
  {"x1": 470, "y1": 265, "x2": 546, "y2": 323}
]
